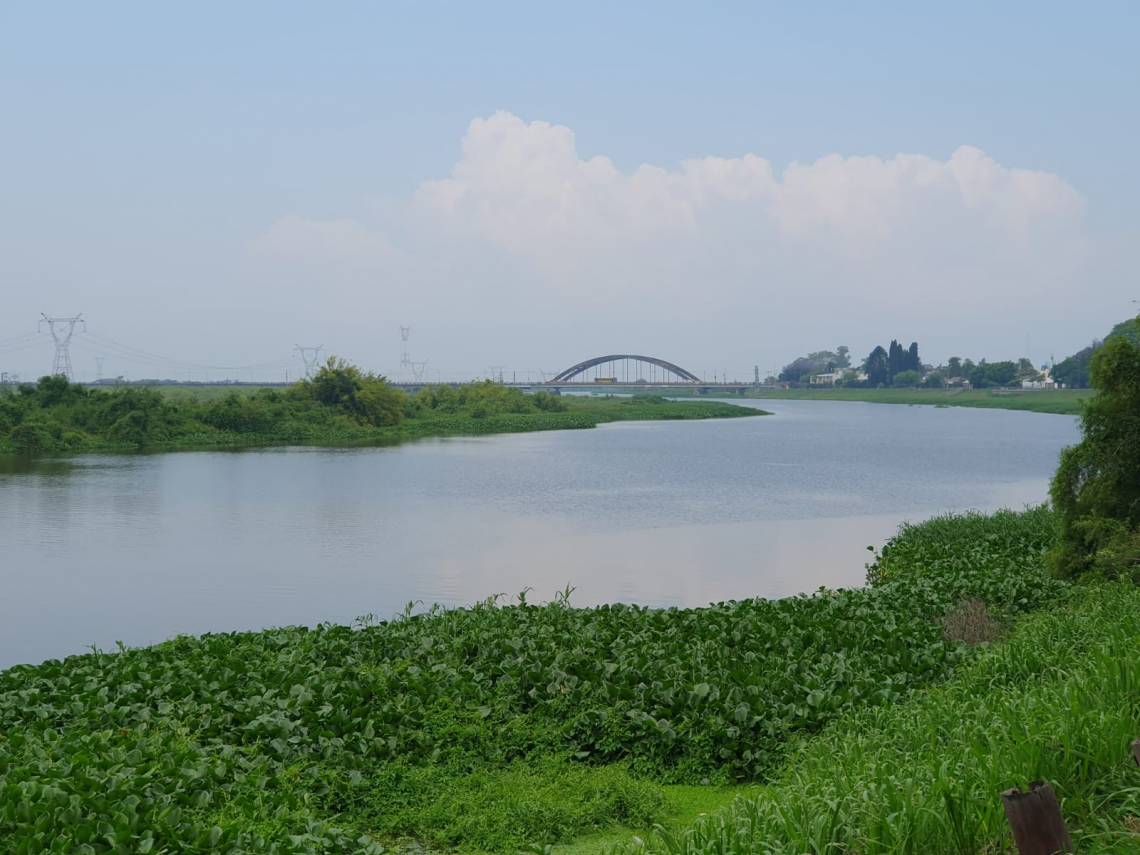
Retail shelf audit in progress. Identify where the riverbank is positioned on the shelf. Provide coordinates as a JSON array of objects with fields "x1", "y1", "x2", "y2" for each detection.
[
  {"x1": 0, "y1": 375, "x2": 763, "y2": 457},
  {"x1": 737, "y1": 386, "x2": 1091, "y2": 414},
  {"x1": 8, "y1": 506, "x2": 1133, "y2": 853}
]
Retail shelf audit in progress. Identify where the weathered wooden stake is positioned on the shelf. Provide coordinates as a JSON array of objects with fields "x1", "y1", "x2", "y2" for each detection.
[
  {"x1": 1002, "y1": 781, "x2": 1072, "y2": 855},
  {"x1": 1131, "y1": 737, "x2": 1140, "y2": 767}
]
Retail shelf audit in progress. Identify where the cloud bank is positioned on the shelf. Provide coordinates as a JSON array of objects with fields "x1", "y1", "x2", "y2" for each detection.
[
  {"x1": 416, "y1": 112, "x2": 1083, "y2": 254},
  {"x1": 252, "y1": 111, "x2": 1097, "y2": 374}
]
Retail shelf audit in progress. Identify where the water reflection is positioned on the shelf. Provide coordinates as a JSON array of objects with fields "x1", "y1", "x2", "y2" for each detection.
[{"x1": 0, "y1": 400, "x2": 1078, "y2": 667}]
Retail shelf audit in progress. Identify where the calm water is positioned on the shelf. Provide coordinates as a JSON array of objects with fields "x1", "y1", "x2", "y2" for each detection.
[{"x1": 0, "y1": 400, "x2": 1078, "y2": 668}]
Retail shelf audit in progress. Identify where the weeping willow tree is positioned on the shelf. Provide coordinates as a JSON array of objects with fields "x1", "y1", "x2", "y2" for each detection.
[{"x1": 1049, "y1": 316, "x2": 1140, "y2": 579}]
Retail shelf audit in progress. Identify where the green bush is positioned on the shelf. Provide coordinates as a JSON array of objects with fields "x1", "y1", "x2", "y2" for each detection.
[
  {"x1": 7, "y1": 420, "x2": 57, "y2": 454},
  {"x1": 306, "y1": 357, "x2": 405, "y2": 427},
  {"x1": 203, "y1": 393, "x2": 276, "y2": 433},
  {"x1": 891, "y1": 369, "x2": 922, "y2": 387},
  {"x1": 1049, "y1": 316, "x2": 1140, "y2": 578}
]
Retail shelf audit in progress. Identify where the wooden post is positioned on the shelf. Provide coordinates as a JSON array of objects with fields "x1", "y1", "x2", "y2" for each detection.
[
  {"x1": 1131, "y1": 738, "x2": 1140, "y2": 767},
  {"x1": 1002, "y1": 781, "x2": 1072, "y2": 855}
]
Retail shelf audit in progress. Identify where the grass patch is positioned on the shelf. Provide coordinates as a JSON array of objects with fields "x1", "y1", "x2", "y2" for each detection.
[
  {"x1": 555, "y1": 785, "x2": 754, "y2": 854},
  {"x1": 740, "y1": 386, "x2": 1091, "y2": 415},
  {"x1": 619, "y1": 582, "x2": 1140, "y2": 854}
]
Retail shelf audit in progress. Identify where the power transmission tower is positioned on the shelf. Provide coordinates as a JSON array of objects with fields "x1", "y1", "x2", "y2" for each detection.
[
  {"x1": 39, "y1": 313, "x2": 85, "y2": 379},
  {"x1": 95, "y1": 356, "x2": 105, "y2": 382},
  {"x1": 294, "y1": 344, "x2": 324, "y2": 379},
  {"x1": 399, "y1": 326, "x2": 412, "y2": 370}
]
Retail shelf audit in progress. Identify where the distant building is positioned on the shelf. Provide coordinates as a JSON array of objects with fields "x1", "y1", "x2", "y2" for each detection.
[
  {"x1": 1021, "y1": 368, "x2": 1058, "y2": 390},
  {"x1": 810, "y1": 369, "x2": 866, "y2": 385},
  {"x1": 810, "y1": 371, "x2": 843, "y2": 385}
]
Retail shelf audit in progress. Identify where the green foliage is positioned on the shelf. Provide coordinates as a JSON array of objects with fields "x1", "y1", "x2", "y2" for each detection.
[
  {"x1": 1052, "y1": 316, "x2": 1140, "y2": 388},
  {"x1": 617, "y1": 583, "x2": 1140, "y2": 854},
  {"x1": 863, "y1": 345, "x2": 889, "y2": 386},
  {"x1": 967, "y1": 359, "x2": 1018, "y2": 388},
  {"x1": 306, "y1": 357, "x2": 405, "y2": 427},
  {"x1": 858, "y1": 340, "x2": 921, "y2": 386},
  {"x1": 744, "y1": 386, "x2": 1091, "y2": 415},
  {"x1": 1050, "y1": 317, "x2": 1140, "y2": 578},
  {"x1": 0, "y1": 509, "x2": 1059, "y2": 852},
  {"x1": 7, "y1": 420, "x2": 58, "y2": 454},
  {"x1": 890, "y1": 369, "x2": 921, "y2": 387},
  {"x1": 778, "y1": 347, "x2": 850, "y2": 383},
  {"x1": 0, "y1": 369, "x2": 759, "y2": 458},
  {"x1": 366, "y1": 757, "x2": 664, "y2": 850}
]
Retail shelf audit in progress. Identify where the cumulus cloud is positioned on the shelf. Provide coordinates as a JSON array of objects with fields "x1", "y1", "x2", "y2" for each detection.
[
  {"x1": 415, "y1": 111, "x2": 1084, "y2": 260},
  {"x1": 248, "y1": 111, "x2": 1100, "y2": 372}
]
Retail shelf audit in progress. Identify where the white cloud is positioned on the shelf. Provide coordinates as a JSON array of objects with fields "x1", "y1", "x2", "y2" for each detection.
[
  {"x1": 414, "y1": 112, "x2": 1084, "y2": 261},
  {"x1": 246, "y1": 112, "x2": 1102, "y2": 372}
]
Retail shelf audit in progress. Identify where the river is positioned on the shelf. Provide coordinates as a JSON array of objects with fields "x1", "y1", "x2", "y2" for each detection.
[{"x1": 0, "y1": 399, "x2": 1078, "y2": 668}]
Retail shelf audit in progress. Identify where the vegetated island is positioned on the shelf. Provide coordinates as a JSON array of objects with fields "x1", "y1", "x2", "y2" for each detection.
[
  {"x1": 0, "y1": 357, "x2": 764, "y2": 456},
  {"x1": 1, "y1": 323, "x2": 1135, "y2": 853}
]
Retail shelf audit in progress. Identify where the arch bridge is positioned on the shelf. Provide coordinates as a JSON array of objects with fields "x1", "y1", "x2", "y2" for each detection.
[{"x1": 547, "y1": 354, "x2": 702, "y2": 385}]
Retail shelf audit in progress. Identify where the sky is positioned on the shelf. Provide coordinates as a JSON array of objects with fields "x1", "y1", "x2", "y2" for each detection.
[{"x1": 1, "y1": 1, "x2": 1138, "y2": 383}]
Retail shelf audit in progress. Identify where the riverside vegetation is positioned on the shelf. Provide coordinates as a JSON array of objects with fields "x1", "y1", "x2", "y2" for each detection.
[
  {"x1": 0, "y1": 507, "x2": 1080, "y2": 853},
  {"x1": 2, "y1": 323, "x2": 1138, "y2": 853},
  {"x1": 0, "y1": 358, "x2": 760, "y2": 456},
  {"x1": 738, "y1": 386, "x2": 1091, "y2": 415}
]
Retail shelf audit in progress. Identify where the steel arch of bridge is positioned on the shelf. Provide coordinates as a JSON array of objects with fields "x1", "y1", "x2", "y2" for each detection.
[{"x1": 548, "y1": 354, "x2": 702, "y2": 384}]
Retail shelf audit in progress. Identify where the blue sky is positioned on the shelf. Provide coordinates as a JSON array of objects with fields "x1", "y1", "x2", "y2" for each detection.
[{"x1": 2, "y1": 2, "x2": 1137, "y2": 381}]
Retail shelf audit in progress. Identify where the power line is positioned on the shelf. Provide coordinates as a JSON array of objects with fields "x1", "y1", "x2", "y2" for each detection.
[{"x1": 79, "y1": 331, "x2": 290, "y2": 371}]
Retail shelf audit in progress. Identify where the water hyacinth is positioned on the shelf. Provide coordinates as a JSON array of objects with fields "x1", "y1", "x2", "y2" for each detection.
[{"x1": 0, "y1": 507, "x2": 1064, "y2": 851}]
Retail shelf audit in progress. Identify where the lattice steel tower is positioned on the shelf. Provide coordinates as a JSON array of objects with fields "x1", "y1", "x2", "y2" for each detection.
[
  {"x1": 294, "y1": 344, "x2": 324, "y2": 379},
  {"x1": 399, "y1": 326, "x2": 412, "y2": 370},
  {"x1": 39, "y1": 313, "x2": 85, "y2": 379}
]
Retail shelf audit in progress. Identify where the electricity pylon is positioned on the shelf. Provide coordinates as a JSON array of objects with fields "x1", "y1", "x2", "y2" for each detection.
[
  {"x1": 39, "y1": 313, "x2": 85, "y2": 379},
  {"x1": 399, "y1": 326, "x2": 412, "y2": 371},
  {"x1": 294, "y1": 344, "x2": 324, "y2": 379}
]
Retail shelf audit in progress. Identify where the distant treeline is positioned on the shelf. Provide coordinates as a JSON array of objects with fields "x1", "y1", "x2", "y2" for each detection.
[
  {"x1": 779, "y1": 316, "x2": 1140, "y2": 389},
  {"x1": 1050, "y1": 317, "x2": 1140, "y2": 388}
]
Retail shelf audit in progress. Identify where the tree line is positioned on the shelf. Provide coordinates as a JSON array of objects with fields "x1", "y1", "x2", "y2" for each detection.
[{"x1": 779, "y1": 341, "x2": 1052, "y2": 389}]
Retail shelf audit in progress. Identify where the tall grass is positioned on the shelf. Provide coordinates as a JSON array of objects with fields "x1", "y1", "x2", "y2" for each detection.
[{"x1": 621, "y1": 583, "x2": 1140, "y2": 854}]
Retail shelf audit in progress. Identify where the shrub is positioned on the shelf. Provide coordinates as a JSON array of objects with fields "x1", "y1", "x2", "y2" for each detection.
[
  {"x1": 531, "y1": 390, "x2": 567, "y2": 412},
  {"x1": 306, "y1": 357, "x2": 405, "y2": 427},
  {"x1": 107, "y1": 410, "x2": 153, "y2": 447},
  {"x1": 7, "y1": 420, "x2": 57, "y2": 454},
  {"x1": 203, "y1": 394, "x2": 275, "y2": 433},
  {"x1": 1049, "y1": 317, "x2": 1140, "y2": 577}
]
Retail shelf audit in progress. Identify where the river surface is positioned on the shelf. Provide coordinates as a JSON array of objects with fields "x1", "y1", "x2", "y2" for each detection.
[{"x1": 0, "y1": 400, "x2": 1078, "y2": 668}]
